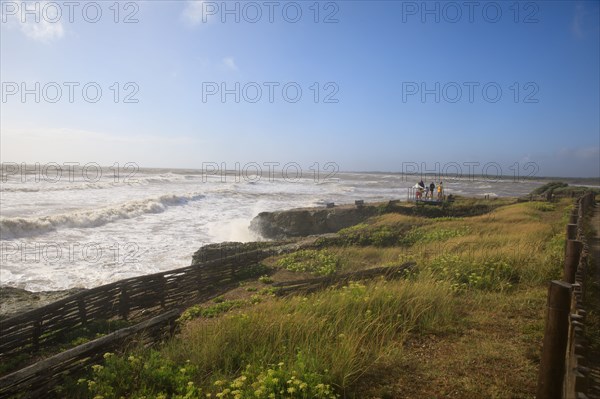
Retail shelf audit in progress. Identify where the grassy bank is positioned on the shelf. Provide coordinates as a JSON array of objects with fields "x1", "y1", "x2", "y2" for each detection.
[{"x1": 63, "y1": 197, "x2": 572, "y2": 398}]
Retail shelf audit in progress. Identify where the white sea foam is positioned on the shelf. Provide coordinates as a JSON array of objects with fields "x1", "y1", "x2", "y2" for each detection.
[
  {"x1": 0, "y1": 173, "x2": 187, "y2": 193},
  {"x1": 0, "y1": 170, "x2": 548, "y2": 291},
  {"x1": 0, "y1": 192, "x2": 204, "y2": 239}
]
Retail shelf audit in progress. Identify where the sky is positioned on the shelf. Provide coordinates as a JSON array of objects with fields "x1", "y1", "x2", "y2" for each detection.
[{"x1": 1, "y1": 0, "x2": 599, "y2": 178}]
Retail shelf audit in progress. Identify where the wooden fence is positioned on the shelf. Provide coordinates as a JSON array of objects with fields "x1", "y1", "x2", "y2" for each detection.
[
  {"x1": 0, "y1": 310, "x2": 180, "y2": 398},
  {"x1": 0, "y1": 247, "x2": 414, "y2": 398},
  {"x1": 0, "y1": 247, "x2": 276, "y2": 367},
  {"x1": 0, "y1": 260, "x2": 416, "y2": 398},
  {"x1": 537, "y1": 192, "x2": 597, "y2": 399},
  {"x1": 0, "y1": 246, "x2": 288, "y2": 398}
]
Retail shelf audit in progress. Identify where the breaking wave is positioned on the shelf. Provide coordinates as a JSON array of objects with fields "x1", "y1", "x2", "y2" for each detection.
[
  {"x1": 0, "y1": 192, "x2": 204, "y2": 239},
  {"x1": 0, "y1": 173, "x2": 187, "y2": 193}
]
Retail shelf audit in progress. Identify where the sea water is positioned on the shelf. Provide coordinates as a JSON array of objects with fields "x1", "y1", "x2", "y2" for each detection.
[{"x1": 0, "y1": 167, "x2": 544, "y2": 291}]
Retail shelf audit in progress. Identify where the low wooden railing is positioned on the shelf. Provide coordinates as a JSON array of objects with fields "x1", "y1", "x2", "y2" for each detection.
[
  {"x1": 537, "y1": 192, "x2": 597, "y2": 399},
  {"x1": 0, "y1": 248, "x2": 275, "y2": 365}
]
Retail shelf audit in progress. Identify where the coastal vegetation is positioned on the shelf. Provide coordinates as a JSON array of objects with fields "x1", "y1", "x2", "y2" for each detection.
[
  {"x1": 530, "y1": 181, "x2": 600, "y2": 198},
  {"x1": 56, "y1": 192, "x2": 580, "y2": 399}
]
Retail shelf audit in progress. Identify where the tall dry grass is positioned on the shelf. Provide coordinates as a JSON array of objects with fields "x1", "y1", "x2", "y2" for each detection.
[{"x1": 164, "y1": 278, "x2": 456, "y2": 390}]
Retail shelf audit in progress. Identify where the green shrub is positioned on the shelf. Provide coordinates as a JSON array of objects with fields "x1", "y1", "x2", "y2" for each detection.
[
  {"x1": 209, "y1": 358, "x2": 338, "y2": 399},
  {"x1": 337, "y1": 224, "x2": 372, "y2": 246},
  {"x1": 527, "y1": 202, "x2": 555, "y2": 212},
  {"x1": 336, "y1": 223, "x2": 471, "y2": 248},
  {"x1": 400, "y1": 226, "x2": 470, "y2": 246},
  {"x1": 258, "y1": 275, "x2": 274, "y2": 284},
  {"x1": 532, "y1": 182, "x2": 568, "y2": 196},
  {"x1": 276, "y1": 250, "x2": 340, "y2": 276},
  {"x1": 178, "y1": 300, "x2": 249, "y2": 322},
  {"x1": 427, "y1": 254, "x2": 518, "y2": 291},
  {"x1": 337, "y1": 224, "x2": 401, "y2": 247},
  {"x1": 77, "y1": 351, "x2": 203, "y2": 399},
  {"x1": 370, "y1": 226, "x2": 399, "y2": 246},
  {"x1": 75, "y1": 352, "x2": 337, "y2": 399}
]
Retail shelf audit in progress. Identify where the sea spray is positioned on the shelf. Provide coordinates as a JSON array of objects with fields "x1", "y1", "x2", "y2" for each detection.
[{"x1": 0, "y1": 193, "x2": 205, "y2": 239}]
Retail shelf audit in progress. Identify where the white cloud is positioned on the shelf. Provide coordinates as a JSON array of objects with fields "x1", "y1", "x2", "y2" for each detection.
[
  {"x1": 1, "y1": 1, "x2": 65, "y2": 43},
  {"x1": 19, "y1": 18, "x2": 64, "y2": 42},
  {"x1": 182, "y1": 0, "x2": 206, "y2": 26},
  {"x1": 556, "y1": 146, "x2": 599, "y2": 160},
  {"x1": 222, "y1": 57, "x2": 238, "y2": 71}
]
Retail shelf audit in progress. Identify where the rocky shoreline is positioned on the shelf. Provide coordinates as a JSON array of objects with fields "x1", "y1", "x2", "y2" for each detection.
[
  {"x1": 249, "y1": 201, "x2": 387, "y2": 239},
  {"x1": 0, "y1": 201, "x2": 374, "y2": 320}
]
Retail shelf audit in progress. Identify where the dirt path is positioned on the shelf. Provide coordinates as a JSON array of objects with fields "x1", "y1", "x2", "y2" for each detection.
[{"x1": 588, "y1": 201, "x2": 600, "y2": 398}]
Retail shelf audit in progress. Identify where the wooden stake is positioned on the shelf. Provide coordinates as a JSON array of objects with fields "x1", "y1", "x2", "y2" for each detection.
[
  {"x1": 564, "y1": 240, "x2": 583, "y2": 284},
  {"x1": 537, "y1": 280, "x2": 572, "y2": 399}
]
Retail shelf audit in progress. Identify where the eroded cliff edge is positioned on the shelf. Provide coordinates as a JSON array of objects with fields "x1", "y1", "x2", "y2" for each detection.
[{"x1": 250, "y1": 203, "x2": 381, "y2": 239}]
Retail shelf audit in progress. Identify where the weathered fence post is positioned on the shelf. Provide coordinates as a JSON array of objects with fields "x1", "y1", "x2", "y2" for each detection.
[
  {"x1": 537, "y1": 280, "x2": 572, "y2": 399},
  {"x1": 78, "y1": 298, "x2": 87, "y2": 325},
  {"x1": 119, "y1": 286, "x2": 130, "y2": 320},
  {"x1": 586, "y1": 191, "x2": 594, "y2": 209},
  {"x1": 582, "y1": 192, "x2": 593, "y2": 212},
  {"x1": 569, "y1": 211, "x2": 578, "y2": 225},
  {"x1": 564, "y1": 240, "x2": 583, "y2": 284},
  {"x1": 160, "y1": 275, "x2": 167, "y2": 309},
  {"x1": 566, "y1": 224, "x2": 578, "y2": 240},
  {"x1": 31, "y1": 320, "x2": 41, "y2": 353}
]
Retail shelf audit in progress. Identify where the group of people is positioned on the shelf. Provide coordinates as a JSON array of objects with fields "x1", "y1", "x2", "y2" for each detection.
[{"x1": 415, "y1": 180, "x2": 443, "y2": 200}]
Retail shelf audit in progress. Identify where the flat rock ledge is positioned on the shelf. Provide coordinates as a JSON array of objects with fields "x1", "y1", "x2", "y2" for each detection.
[{"x1": 250, "y1": 203, "x2": 382, "y2": 240}]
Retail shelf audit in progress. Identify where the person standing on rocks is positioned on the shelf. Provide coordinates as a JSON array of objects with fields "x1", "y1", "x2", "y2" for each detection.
[{"x1": 429, "y1": 182, "x2": 435, "y2": 200}]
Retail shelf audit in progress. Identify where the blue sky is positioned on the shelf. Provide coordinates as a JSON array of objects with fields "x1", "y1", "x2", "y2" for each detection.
[{"x1": 1, "y1": 0, "x2": 599, "y2": 178}]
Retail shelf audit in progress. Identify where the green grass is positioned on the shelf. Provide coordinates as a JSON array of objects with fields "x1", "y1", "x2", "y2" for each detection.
[
  {"x1": 258, "y1": 275, "x2": 274, "y2": 284},
  {"x1": 531, "y1": 181, "x2": 600, "y2": 198},
  {"x1": 276, "y1": 250, "x2": 341, "y2": 276},
  {"x1": 63, "y1": 197, "x2": 575, "y2": 398},
  {"x1": 67, "y1": 279, "x2": 455, "y2": 398},
  {"x1": 178, "y1": 300, "x2": 250, "y2": 322},
  {"x1": 399, "y1": 225, "x2": 471, "y2": 245},
  {"x1": 532, "y1": 181, "x2": 569, "y2": 195}
]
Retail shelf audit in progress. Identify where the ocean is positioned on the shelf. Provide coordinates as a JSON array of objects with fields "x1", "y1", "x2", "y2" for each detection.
[{"x1": 0, "y1": 166, "x2": 547, "y2": 292}]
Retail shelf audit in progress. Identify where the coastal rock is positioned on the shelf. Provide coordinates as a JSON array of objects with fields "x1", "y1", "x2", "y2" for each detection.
[
  {"x1": 191, "y1": 241, "x2": 289, "y2": 264},
  {"x1": 250, "y1": 204, "x2": 379, "y2": 239}
]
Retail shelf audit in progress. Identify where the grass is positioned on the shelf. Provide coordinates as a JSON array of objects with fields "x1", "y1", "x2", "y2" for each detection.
[
  {"x1": 369, "y1": 287, "x2": 547, "y2": 399},
  {"x1": 532, "y1": 181, "x2": 600, "y2": 198},
  {"x1": 68, "y1": 279, "x2": 455, "y2": 399},
  {"x1": 63, "y1": 197, "x2": 574, "y2": 398},
  {"x1": 276, "y1": 250, "x2": 341, "y2": 276}
]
